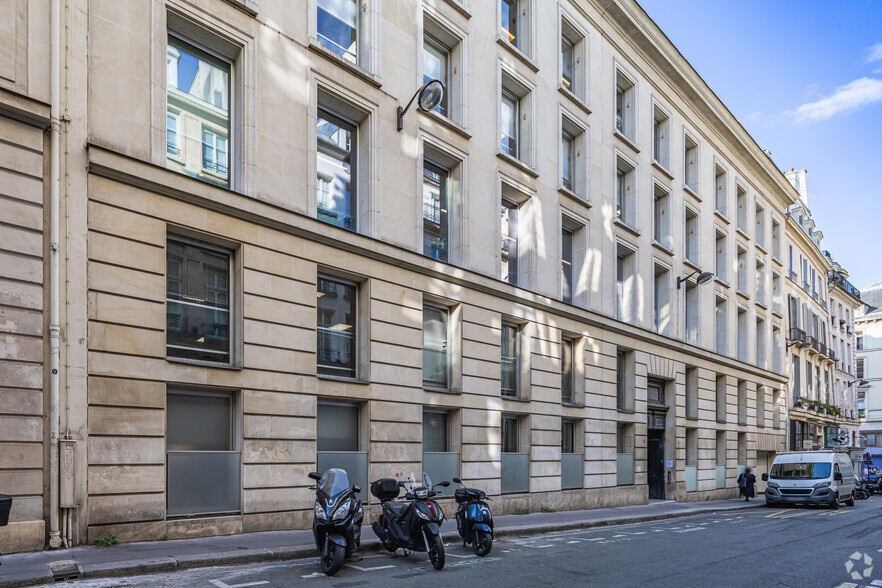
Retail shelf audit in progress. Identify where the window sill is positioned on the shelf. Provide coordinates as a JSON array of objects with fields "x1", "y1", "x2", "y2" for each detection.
[
  {"x1": 561, "y1": 401, "x2": 584, "y2": 409},
  {"x1": 166, "y1": 357, "x2": 241, "y2": 370},
  {"x1": 308, "y1": 41, "x2": 383, "y2": 88},
  {"x1": 651, "y1": 160, "x2": 673, "y2": 180},
  {"x1": 683, "y1": 258, "x2": 701, "y2": 273},
  {"x1": 418, "y1": 108, "x2": 472, "y2": 140},
  {"x1": 682, "y1": 184, "x2": 701, "y2": 201},
  {"x1": 317, "y1": 374, "x2": 370, "y2": 385},
  {"x1": 756, "y1": 300, "x2": 768, "y2": 311},
  {"x1": 714, "y1": 277, "x2": 730, "y2": 289},
  {"x1": 735, "y1": 227, "x2": 750, "y2": 240},
  {"x1": 756, "y1": 243, "x2": 768, "y2": 255},
  {"x1": 771, "y1": 307, "x2": 783, "y2": 319},
  {"x1": 496, "y1": 151, "x2": 539, "y2": 178},
  {"x1": 502, "y1": 395, "x2": 530, "y2": 403},
  {"x1": 685, "y1": 415, "x2": 698, "y2": 422},
  {"x1": 558, "y1": 185, "x2": 590, "y2": 209},
  {"x1": 558, "y1": 86, "x2": 591, "y2": 117},
  {"x1": 651, "y1": 240, "x2": 674, "y2": 257},
  {"x1": 613, "y1": 218, "x2": 640, "y2": 238},
  {"x1": 771, "y1": 255, "x2": 783, "y2": 267},
  {"x1": 617, "y1": 408, "x2": 636, "y2": 415},
  {"x1": 220, "y1": 0, "x2": 258, "y2": 16},
  {"x1": 613, "y1": 130, "x2": 640, "y2": 154},
  {"x1": 495, "y1": 37, "x2": 539, "y2": 73},
  {"x1": 736, "y1": 289, "x2": 750, "y2": 301},
  {"x1": 424, "y1": 386, "x2": 460, "y2": 395},
  {"x1": 714, "y1": 210, "x2": 730, "y2": 225}
]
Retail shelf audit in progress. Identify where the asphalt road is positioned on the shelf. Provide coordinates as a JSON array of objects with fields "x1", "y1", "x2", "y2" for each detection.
[{"x1": 43, "y1": 500, "x2": 882, "y2": 588}]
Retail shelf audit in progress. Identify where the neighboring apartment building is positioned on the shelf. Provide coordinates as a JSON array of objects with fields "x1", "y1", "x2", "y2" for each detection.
[
  {"x1": 1, "y1": 0, "x2": 797, "y2": 553},
  {"x1": 782, "y1": 169, "x2": 860, "y2": 454},
  {"x1": 858, "y1": 282, "x2": 882, "y2": 446}
]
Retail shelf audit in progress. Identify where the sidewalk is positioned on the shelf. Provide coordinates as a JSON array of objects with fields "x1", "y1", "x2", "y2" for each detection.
[{"x1": 0, "y1": 498, "x2": 762, "y2": 587}]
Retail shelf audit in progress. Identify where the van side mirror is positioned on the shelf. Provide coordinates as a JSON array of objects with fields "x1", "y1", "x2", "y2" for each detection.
[
  {"x1": 761, "y1": 473, "x2": 768, "y2": 482},
  {"x1": 308, "y1": 472, "x2": 322, "y2": 481},
  {"x1": 834, "y1": 472, "x2": 843, "y2": 482}
]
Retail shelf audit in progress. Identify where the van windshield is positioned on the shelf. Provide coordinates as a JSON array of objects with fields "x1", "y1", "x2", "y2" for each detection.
[{"x1": 769, "y1": 462, "x2": 832, "y2": 480}]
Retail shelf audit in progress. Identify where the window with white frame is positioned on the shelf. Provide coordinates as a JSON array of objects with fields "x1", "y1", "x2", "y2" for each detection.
[
  {"x1": 684, "y1": 134, "x2": 698, "y2": 194},
  {"x1": 423, "y1": 34, "x2": 450, "y2": 118},
  {"x1": 715, "y1": 229, "x2": 727, "y2": 283},
  {"x1": 561, "y1": 115, "x2": 585, "y2": 196},
  {"x1": 616, "y1": 156, "x2": 636, "y2": 226},
  {"x1": 653, "y1": 183, "x2": 671, "y2": 249},
  {"x1": 501, "y1": 0, "x2": 526, "y2": 52},
  {"x1": 756, "y1": 202, "x2": 766, "y2": 249},
  {"x1": 166, "y1": 35, "x2": 232, "y2": 188},
  {"x1": 652, "y1": 105, "x2": 670, "y2": 169},
  {"x1": 559, "y1": 17, "x2": 586, "y2": 100},
  {"x1": 317, "y1": 0, "x2": 358, "y2": 64},
  {"x1": 166, "y1": 237, "x2": 232, "y2": 364},
  {"x1": 714, "y1": 164, "x2": 727, "y2": 216},
  {"x1": 501, "y1": 199, "x2": 520, "y2": 285},
  {"x1": 423, "y1": 303, "x2": 450, "y2": 390},
  {"x1": 684, "y1": 206, "x2": 698, "y2": 264},
  {"x1": 615, "y1": 70, "x2": 635, "y2": 142},
  {"x1": 500, "y1": 73, "x2": 531, "y2": 164},
  {"x1": 423, "y1": 159, "x2": 450, "y2": 262},
  {"x1": 616, "y1": 243, "x2": 636, "y2": 324},
  {"x1": 317, "y1": 108, "x2": 357, "y2": 231},
  {"x1": 715, "y1": 295, "x2": 727, "y2": 355},
  {"x1": 736, "y1": 185, "x2": 747, "y2": 231},
  {"x1": 653, "y1": 264, "x2": 670, "y2": 335},
  {"x1": 167, "y1": 388, "x2": 240, "y2": 516}
]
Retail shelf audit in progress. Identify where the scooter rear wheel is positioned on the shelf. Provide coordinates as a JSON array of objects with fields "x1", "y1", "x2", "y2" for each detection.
[
  {"x1": 321, "y1": 543, "x2": 345, "y2": 576},
  {"x1": 428, "y1": 534, "x2": 445, "y2": 570},
  {"x1": 383, "y1": 540, "x2": 397, "y2": 552},
  {"x1": 472, "y1": 530, "x2": 492, "y2": 556}
]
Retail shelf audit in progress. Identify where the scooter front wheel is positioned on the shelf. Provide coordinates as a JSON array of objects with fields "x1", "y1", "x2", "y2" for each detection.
[
  {"x1": 321, "y1": 543, "x2": 345, "y2": 576},
  {"x1": 472, "y1": 530, "x2": 492, "y2": 556},
  {"x1": 428, "y1": 534, "x2": 445, "y2": 570}
]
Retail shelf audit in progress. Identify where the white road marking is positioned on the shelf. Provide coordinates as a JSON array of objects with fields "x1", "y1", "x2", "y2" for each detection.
[
  {"x1": 532, "y1": 544, "x2": 554, "y2": 548},
  {"x1": 348, "y1": 564, "x2": 396, "y2": 571},
  {"x1": 209, "y1": 580, "x2": 270, "y2": 588},
  {"x1": 301, "y1": 572, "x2": 325, "y2": 579},
  {"x1": 447, "y1": 553, "x2": 476, "y2": 559}
]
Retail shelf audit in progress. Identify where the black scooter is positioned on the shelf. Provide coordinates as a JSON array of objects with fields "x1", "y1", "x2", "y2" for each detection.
[
  {"x1": 308, "y1": 468, "x2": 363, "y2": 576},
  {"x1": 370, "y1": 472, "x2": 449, "y2": 570},
  {"x1": 452, "y1": 477, "x2": 494, "y2": 556}
]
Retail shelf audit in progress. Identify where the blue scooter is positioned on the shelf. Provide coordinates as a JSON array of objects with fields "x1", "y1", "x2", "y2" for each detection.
[
  {"x1": 452, "y1": 477, "x2": 493, "y2": 556},
  {"x1": 308, "y1": 468, "x2": 363, "y2": 576}
]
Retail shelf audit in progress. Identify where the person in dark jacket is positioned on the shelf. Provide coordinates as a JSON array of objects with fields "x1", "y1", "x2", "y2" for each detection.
[{"x1": 737, "y1": 468, "x2": 756, "y2": 501}]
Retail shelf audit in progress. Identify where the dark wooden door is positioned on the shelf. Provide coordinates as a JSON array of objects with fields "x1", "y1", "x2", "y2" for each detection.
[{"x1": 648, "y1": 430, "x2": 665, "y2": 499}]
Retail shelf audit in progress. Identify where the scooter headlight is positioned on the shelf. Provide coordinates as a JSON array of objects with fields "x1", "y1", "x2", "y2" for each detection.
[
  {"x1": 314, "y1": 502, "x2": 327, "y2": 521},
  {"x1": 331, "y1": 500, "x2": 351, "y2": 522},
  {"x1": 416, "y1": 508, "x2": 430, "y2": 520}
]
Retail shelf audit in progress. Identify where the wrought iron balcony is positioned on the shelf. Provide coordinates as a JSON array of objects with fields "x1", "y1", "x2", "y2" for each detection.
[
  {"x1": 789, "y1": 327, "x2": 806, "y2": 343},
  {"x1": 829, "y1": 273, "x2": 861, "y2": 300}
]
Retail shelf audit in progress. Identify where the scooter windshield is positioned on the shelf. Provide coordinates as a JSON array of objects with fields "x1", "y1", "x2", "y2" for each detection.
[
  {"x1": 405, "y1": 471, "x2": 432, "y2": 493},
  {"x1": 318, "y1": 468, "x2": 351, "y2": 499}
]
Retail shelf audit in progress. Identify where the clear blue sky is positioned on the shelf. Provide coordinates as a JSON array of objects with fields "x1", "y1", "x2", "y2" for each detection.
[{"x1": 638, "y1": 0, "x2": 881, "y2": 291}]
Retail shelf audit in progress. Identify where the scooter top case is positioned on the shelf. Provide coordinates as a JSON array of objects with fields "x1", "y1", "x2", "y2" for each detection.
[{"x1": 370, "y1": 478, "x2": 400, "y2": 501}]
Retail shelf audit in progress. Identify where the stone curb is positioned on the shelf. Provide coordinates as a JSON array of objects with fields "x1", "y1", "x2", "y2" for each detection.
[{"x1": 0, "y1": 503, "x2": 761, "y2": 588}]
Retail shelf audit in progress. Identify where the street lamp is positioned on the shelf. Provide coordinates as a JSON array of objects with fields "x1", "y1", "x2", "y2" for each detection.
[
  {"x1": 676, "y1": 270, "x2": 714, "y2": 290},
  {"x1": 397, "y1": 79, "x2": 444, "y2": 131}
]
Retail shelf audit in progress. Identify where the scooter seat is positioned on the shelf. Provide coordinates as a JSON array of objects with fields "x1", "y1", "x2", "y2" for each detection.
[{"x1": 384, "y1": 501, "x2": 408, "y2": 515}]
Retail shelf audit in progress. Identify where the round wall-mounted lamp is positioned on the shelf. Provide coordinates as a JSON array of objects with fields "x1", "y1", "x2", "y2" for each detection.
[
  {"x1": 676, "y1": 270, "x2": 714, "y2": 289},
  {"x1": 397, "y1": 79, "x2": 445, "y2": 131}
]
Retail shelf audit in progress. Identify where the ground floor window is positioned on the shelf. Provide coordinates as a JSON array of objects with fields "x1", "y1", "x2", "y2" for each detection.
[
  {"x1": 166, "y1": 389, "x2": 240, "y2": 516},
  {"x1": 317, "y1": 401, "x2": 367, "y2": 499}
]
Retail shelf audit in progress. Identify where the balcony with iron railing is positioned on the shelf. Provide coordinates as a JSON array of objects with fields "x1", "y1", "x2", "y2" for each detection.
[
  {"x1": 789, "y1": 327, "x2": 806, "y2": 343},
  {"x1": 829, "y1": 273, "x2": 861, "y2": 300}
]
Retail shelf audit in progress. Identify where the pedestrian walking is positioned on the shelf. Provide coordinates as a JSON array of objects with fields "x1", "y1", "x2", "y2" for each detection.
[{"x1": 737, "y1": 468, "x2": 756, "y2": 502}]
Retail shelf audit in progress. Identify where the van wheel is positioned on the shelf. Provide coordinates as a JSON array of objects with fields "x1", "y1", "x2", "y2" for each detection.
[
  {"x1": 845, "y1": 494, "x2": 855, "y2": 507},
  {"x1": 831, "y1": 494, "x2": 840, "y2": 509}
]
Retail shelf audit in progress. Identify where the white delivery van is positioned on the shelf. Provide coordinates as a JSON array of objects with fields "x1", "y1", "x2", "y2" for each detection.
[{"x1": 762, "y1": 450, "x2": 855, "y2": 508}]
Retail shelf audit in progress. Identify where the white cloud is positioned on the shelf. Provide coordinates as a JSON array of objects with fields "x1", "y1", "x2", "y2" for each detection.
[
  {"x1": 792, "y1": 77, "x2": 882, "y2": 123},
  {"x1": 867, "y1": 43, "x2": 882, "y2": 63}
]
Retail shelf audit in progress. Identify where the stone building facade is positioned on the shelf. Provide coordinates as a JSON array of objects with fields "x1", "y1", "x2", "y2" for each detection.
[
  {"x1": 858, "y1": 282, "x2": 882, "y2": 446},
  {"x1": 1, "y1": 0, "x2": 800, "y2": 552}
]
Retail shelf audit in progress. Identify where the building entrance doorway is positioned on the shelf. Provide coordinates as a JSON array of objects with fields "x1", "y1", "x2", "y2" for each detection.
[
  {"x1": 648, "y1": 429, "x2": 665, "y2": 499},
  {"x1": 647, "y1": 378, "x2": 667, "y2": 500}
]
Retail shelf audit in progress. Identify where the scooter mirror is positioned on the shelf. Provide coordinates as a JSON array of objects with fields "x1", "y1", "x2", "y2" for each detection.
[
  {"x1": 352, "y1": 485, "x2": 361, "y2": 494},
  {"x1": 452, "y1": 477, "x2": 461, "y2": 484},
  {"x1": 437, "y1": 481, "x2": 450, "y2": 487},
  {"x1": 308, "y1": 472, "x2": 322, "y2": 481}
]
